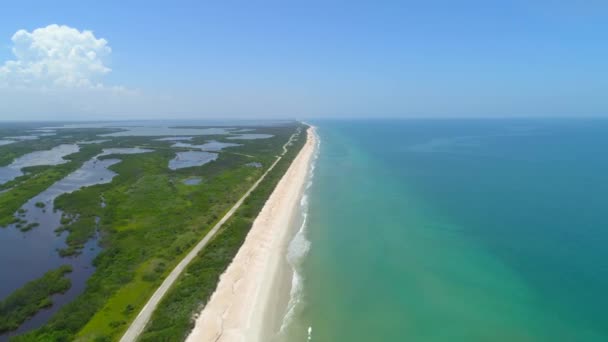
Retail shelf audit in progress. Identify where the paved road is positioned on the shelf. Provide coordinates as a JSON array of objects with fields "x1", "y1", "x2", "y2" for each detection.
[{"x1": 120, "y1": 130, "x2": 300, "y2": 342}]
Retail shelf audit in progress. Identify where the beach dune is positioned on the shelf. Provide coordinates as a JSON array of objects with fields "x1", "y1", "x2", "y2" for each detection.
[{"x1": 186, "y1": 127, "x2": 316, "y2": 342}]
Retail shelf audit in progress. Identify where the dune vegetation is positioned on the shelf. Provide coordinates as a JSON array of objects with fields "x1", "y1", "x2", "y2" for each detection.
[
  {"x1": 2, "y1": 123, "x2": 304, "y2": 341},
  {"x1": 139, "y1": 126, "x2": 306, "y2": 341}
]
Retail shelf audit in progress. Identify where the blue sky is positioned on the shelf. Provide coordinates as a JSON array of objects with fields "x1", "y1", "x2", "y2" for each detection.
[{"x1": 1, "y1": 0, "x2": 607, "y2": 120}]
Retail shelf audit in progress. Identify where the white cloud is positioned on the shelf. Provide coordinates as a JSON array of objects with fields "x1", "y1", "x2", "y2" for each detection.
[
  {"x1": 0, "y1": 24, "x2": 147, "y2": 119},
  {"x1": 0, "y1": 24, "x2": 112, "y2": 88}
]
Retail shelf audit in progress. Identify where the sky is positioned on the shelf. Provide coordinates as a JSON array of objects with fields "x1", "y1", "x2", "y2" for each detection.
[{"x1": 0, "y1": 0, "x2": 607, "y2": 121}]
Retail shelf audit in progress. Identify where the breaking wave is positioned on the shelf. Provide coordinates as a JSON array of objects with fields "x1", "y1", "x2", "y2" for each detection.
[{"x1": 279, "y1": 130, "x2": 320, "y2": 338}]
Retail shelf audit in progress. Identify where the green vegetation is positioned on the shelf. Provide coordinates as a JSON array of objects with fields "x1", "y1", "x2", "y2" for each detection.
[
  {"x1": 139, "y1": 126, "x2": 306, "y2": 341},
  {"x1": 0, "y1": 126, "x2": 117, "y2": 168},
  {"x1": 19, "y1": 222, "x2": 40, "y2": 232},
  {"x1": 0, "y1": 265, "x2": 72, "y2": 333},
  {"x1": 10, "y1": 123, "x2": 304, "y2": 341},
  {"x1": 0, "y1": 126, "x2": 127, "y2": 227},
  {"x1": 35, "y1": 202, "x2": 45, "y2": 208},
  {"x1": 0, "y1": 145, "x2": 103, "y2": 227}
]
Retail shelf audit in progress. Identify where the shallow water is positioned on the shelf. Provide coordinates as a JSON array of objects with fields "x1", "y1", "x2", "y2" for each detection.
[
  {"x1": 5, "y1": 136, "x2": 39, "y2": 140},
  {"x1": 10, "y1": 145, "x2": 80, "y2": 169},
  {"x1": 0, "y1": 147, "x2": 152, "y2": 336},
  {"x1": 0, "y1": 140, "x2": 15, "y2": 146},
  {"x1": 30, "y1": 129, "x2": 56, "y2": 133},
  {"x1": 169, "y1": 151, "x2": 218, "y2": 170},
  {"x1": 275, "y1": 136, "x2": 319, "y2": 342},
  {"x1": 101, "y1": 127, "x2": 231, "y2": 137},
  {"x1": 77, "y1": 139, "x2": 110, "y2": 145},
  {"x1": 46, "y1": 120, "x2": 290, "y2": 130},
  {"x1": 0, "y1": 144, "x2": 80, "y2": 184},
  {"x1": 156, "y1": 136, "x2": 193, "y2": 141},
  {"x1": 283, "y1": 119, "x2": 608, "y2": 342},
  {"x1": 227, "y1": 133, "x2": 274, "y2": 140},
  {"x1": 171, "y1": 140, "x2": 240, "y2": 151},
  {"x1": 46, "y1": 121, "x2": 236, "y2": 137},
  {"x1": 98, "y1": 147, "x2": 153, "y2": 156}
]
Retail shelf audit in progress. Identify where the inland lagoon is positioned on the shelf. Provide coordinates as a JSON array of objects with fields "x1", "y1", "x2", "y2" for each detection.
[
  {"x1": 168, "y1": 151, "x2": 218, "y2": 170},
  {"x1": 182, "y1": 177, "x2": 202, "y2": 186},
  {"x1": 227, "y1": 133, "x2": 274, "y2": 140},
  {"x1": 0, "y1": 147, "x2": 152, "y2": 338},
  {"x1": 0, "y1": 144, "x2": 80, "y2": 184},
  {"x1": 170, "y1": 140, "x2": 240, "y2": 151}
]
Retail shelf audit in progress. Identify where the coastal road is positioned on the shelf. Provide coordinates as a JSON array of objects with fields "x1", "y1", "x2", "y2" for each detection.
[{"x1": 120, "y1": 129, "x2": 301, "y2": 342}]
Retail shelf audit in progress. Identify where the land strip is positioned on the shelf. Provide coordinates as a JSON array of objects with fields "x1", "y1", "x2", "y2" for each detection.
[
  {"x1": 119, "y1": 129, "x2": 301, "y2": 342},
  {"x1": 185, "y1": 127, "x2": 315, "y2": 342}
]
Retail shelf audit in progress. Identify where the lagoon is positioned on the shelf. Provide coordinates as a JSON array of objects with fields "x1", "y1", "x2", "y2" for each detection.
[
  {"x1": 169, "y1": 151, "x2": 218, "y2": 170},
  {"x1": 0, "y1": 147, "x2": 152, "y2": 337},
  {"x1": 227, "y1": 133, "x2": 274, "y2": 140},
  {"x1": 0, "y1": 144, "x2": 80, "y2": 185},
  {"x1": 171, "y1": 140, "x2": 240, "y2": 151}
]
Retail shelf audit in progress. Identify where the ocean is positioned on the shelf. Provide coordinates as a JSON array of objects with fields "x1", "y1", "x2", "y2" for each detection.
[{"x1": 281, "y1": 119, "x2": 608, "y2": 341}]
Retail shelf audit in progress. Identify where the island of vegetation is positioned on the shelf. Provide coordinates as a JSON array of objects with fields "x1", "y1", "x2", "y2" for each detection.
[{"x1": 0, "y1": 265, "x2": 72, "y2": 333}]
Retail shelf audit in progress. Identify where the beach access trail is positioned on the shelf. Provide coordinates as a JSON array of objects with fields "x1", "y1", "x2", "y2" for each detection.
[{"x1": 119, "y1": 129, "x2": 302, "y2": 342}]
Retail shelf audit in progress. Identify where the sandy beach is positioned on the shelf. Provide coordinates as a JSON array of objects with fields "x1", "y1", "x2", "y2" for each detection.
[{"x1": 186, "y1": 127, "x2": 316, "y2": 342}]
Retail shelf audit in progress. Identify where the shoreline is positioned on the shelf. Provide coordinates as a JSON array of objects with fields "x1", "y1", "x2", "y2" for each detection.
[{"x1": 186, "y1": 127, "x2": 317, "y2": 342}]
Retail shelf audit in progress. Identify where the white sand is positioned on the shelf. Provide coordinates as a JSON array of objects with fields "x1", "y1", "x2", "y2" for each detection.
[{"x1": 186, "y1": 127, "x2": 316, "y2": 342}]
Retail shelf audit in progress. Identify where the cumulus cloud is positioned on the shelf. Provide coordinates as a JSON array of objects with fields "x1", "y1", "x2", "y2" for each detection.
[{"x1": 0, "y1": 24, "x2": 112, "y2": 88}]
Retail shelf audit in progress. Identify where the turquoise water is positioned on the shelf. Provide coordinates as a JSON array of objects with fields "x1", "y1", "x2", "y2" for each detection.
[{"x1": 283, "y1": 119, "x2": 608, "y2": 341}]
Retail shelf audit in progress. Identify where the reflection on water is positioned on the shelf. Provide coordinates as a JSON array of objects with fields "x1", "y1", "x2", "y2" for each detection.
[
  {"x1": 0, "y1": 147, "x2": 152, "y2": 336},
  {"x1": 171, "y1": 140, "x2": 240, "y2": 151},
  {"x1": 0, "y1": 144, "x2": 80, "y2": 185},
  {"x1": 5, "y1": 136, "x2": 39, "y2": 141},
  {"x1": 100, "y1": 127, "x2": 231, "y2": 137},
  {"x1": 46, "y1": 121, "x2": 283, "y2": 139},
  {"x1": 77, "y1": 139, "x2": 110, "y2": 145},
  {"x1": 0, "y1": 236, "x2": 100, "y2": 341},
  {"x1": 98, "y1": 147, "x2": 153, "y2": 156},
  {"x1": 227, "y1": 133, "x2": 274, "y2": 140},
  {"x1": 46, "y1": 119, "x2": 289, "y2": 130},
  {"x1": 46, "y1": 122, "x2": 235, "y2": 137},
  {"x1": 169, "y1": 151, "x2": 218, "y2": 170},
  {"x1": 10, "y1": 145, "x2": 79, "y2": 168},
  {"x1": 30, "y1": 129, "x2": 56, "y2": 133},
  {"x1": 156, "y1": 136, "x2": 193, "y2": 141},
  {"x1": 0, "y1": 140, "x2": 15, "y2": 146}
]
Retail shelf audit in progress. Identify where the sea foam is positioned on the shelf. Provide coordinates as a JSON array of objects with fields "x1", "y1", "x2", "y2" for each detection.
[{"x1": 279, "y1": 130, "x2": 320, "y2": 337}]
